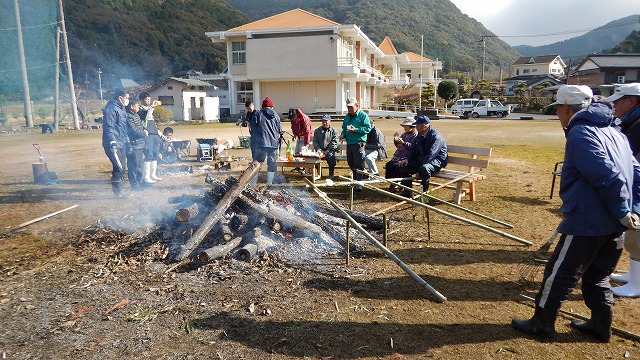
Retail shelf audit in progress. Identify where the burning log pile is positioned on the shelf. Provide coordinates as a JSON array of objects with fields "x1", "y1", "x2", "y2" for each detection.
[
  {"x1": 168, "y1": 171, "x2": 384, "y2": 265},
  {"x1": 155, "y1": 161, "x2": 382, "y2": 267}
]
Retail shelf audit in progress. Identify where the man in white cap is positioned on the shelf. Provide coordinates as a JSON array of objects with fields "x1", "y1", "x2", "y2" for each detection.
[
  {"x1": 511, "y1": 85, "x2": 640, "y2": 342},
  {"x1": 340, "y1": 97, "x2": 371, "y2": 191},
  {"x1": 385, "y1": 117, "x2": 418, "y2": 191},
  {"x1": 606, "y1": 83, "x2": 640, "y2": 297}
]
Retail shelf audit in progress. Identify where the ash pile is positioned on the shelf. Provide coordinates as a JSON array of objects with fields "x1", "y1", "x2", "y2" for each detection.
[{"x1": 165, "y1": 172, "x2": 384, "y2": 267}]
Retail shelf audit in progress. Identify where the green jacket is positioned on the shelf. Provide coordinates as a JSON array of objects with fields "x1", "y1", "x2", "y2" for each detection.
[{"x1": 341, "y1": 109, "x2": 371, "y2": 144}]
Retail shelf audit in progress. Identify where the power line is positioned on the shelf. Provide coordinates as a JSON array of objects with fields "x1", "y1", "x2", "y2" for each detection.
[
  {"x1": 483, "y1": 18, "x2": 638, "y2": 40},
  {"x1": 0, "y1": 20, "x2": 61, "y2": 32}
]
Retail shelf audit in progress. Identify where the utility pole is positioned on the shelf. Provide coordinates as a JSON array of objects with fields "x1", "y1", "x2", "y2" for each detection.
[
  {"x1": 97, "y1": 68, "x2": 103, "y2": 101},
  {"x1": 54, "y1": 27, "x2": 60, "y2": 131},
  {"x1": 14, "y1": 0, "x2": 33, "y2": 127},
  {"x1": 58, "y1": 0, "x2": 80, "y2": 130},
  {"x1": 419, "y1": 35, "x2": 423, "y2": 111},
  {"x1": 481, "y1": 36, "x2": 486, "y2": 81}
]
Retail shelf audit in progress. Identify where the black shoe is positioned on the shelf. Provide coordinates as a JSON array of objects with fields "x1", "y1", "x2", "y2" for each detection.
[
  {"x1": 399, "y1": 189, "x2": 412, "y2": 198},
  {"x1": 570, "y1": 307, "x2": 612, "y2": 342},
  {"x1": 511, "y1": 306, "x2": 557, "y2": 338},
  {"x1": 354, "y1": 185, "x2": 363, "y2": 191}
]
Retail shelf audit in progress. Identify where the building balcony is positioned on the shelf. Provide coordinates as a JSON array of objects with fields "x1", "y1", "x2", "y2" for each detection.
[{"x1": 338, "y1": 57, "x2": 389, "y2": 84}]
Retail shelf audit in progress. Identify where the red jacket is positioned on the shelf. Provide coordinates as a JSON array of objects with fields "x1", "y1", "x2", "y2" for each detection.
[{"x1": 290, "y1": 108, "x2": 312, "y2": 145}]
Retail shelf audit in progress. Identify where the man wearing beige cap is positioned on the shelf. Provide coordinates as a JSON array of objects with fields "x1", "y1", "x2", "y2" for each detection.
[
  {"x1": 607, "y1": 83, "x2": 640, "y2": 297},
  {"x1": 512, "y1": 85, "x2": 640, "y2": 342}
]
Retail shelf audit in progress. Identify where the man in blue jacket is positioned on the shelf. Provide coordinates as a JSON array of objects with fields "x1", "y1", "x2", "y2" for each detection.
[
  {"x1": 512, "y1": 85, "x2": 640, "y2": 342},
  {"x1": 249, "y1": 97, "x2": 282, "y2": 187},
  {"x1": 395, "y1": 115, "x2": 447, "y2": 197},
  {"x1": 102, "y1": 89, "x2": 130, "y2": 197}
]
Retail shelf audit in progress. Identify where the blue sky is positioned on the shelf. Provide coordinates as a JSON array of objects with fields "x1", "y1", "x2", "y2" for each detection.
[{"x1": 449, "y1": 0, "x2": 640, "y2": 46}]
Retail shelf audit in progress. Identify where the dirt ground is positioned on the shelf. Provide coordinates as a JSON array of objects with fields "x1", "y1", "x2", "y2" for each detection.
[{"x1": 1, "y1": 118, "x2": 639, "y2": 359}]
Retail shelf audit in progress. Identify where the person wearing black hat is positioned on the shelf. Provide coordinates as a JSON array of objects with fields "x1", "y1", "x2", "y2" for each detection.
[
  {"x1": 395, "y1": 115, "x2": 447, "y2": 197},
  {"x1": 313, "y1": 115, "x2": 339, "y2": 179}
]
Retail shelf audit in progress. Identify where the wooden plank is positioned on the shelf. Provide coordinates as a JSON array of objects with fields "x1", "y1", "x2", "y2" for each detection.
[
  {"x1": 446, "y1": 155, "x2": 489, "y2": 169},
  {"x1": 447, "y1": 145, "x2": 492, "y2": 157}
]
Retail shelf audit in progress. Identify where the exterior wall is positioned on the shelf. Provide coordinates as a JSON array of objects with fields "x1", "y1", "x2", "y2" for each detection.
[
  {"x1": 246, "y1": 34, "x2": 338, "y2": 80},
  {"x1": 148, "y1": 80, "x2": 185, "y2": 121},
  {"x1": 259, "y1": 80, "x2": 337, "y2": 115}
]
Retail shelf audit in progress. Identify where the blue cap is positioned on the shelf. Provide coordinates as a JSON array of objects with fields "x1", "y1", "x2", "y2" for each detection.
[
  {"x1": 414, "y1": 115, "x2": 430, "y2": 125},
  {"x1": 321, "y1": 114, "x2": 331, "y2": 121}
]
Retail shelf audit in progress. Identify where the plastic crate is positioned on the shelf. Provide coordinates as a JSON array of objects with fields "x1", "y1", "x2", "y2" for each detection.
[
  {"x1": 196, "y1": 138, "x2": 217, "y2": 146},
  {"x1": 238, "y1": 136, "x2": 250, "y2": 148}
]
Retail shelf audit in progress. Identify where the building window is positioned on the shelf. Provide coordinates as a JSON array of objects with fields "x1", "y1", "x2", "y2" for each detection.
[
  {"x1": 168, "y1": 86, "x2": 173, "y2": 90},
  {"x1": 532, "y1": 69, "x2": 537, "y2": 73},
  {"x1": 158, "y1": 96, "x2": 174, "y2": 105},
  {"x1": 236, "y1": 81, "x2": 253, "y2": 104},
  {"x1": 523, "y1": 69, "x2": 530, "y2": 74},
  {"x1": 232, "y1": 41, "x2": 246, "y2": 65}
]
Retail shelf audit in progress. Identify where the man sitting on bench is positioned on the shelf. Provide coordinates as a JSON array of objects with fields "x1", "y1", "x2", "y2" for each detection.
[{"x1": 395, "y1": 115, "x2": 448, "y2": 197}]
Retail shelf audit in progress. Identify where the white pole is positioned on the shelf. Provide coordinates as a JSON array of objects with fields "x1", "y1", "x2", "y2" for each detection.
[
  {"x1": 97, "y1": 68, "x2": 103, "y2": 101},
  {"x1": 54, "y1": 27, "x2": 60, "y2": 131},
  {"x1": 58, "y1": 0, "x2": 80, "y2": 130},
  {"x1": 434, "y1": 58, "x2": 438, "y2": 108},
  {"x1": 419, "y1": 35, "x2": 423, "y2": 111},
  {"x1": 14, "y1": 0, "x2": 33, "y2": 127}
]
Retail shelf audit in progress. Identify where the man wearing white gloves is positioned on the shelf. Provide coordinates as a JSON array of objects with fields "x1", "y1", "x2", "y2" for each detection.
[
  {"x1": 607, "y1": 83, "x2": 640, "y2": 297},
  {"x1": 511, "y1": 85, "x2": 640, "y2": 342}
]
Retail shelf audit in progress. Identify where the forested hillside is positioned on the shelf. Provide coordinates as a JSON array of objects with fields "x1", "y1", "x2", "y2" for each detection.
[
  {"x1": 607, "y1": 30, "x2": 640, "y2": 53},
  {"x1": 226, "y1": 0, "x2": 521, "y2": 73},
  {"x1": 513, "y1": 15, "x2": 639, "y2": 62}
]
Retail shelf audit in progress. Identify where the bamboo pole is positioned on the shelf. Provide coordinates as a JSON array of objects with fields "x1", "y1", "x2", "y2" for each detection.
[
  {"x1": 8, "y1": 205, "x2": 78, "y2": 233},
  {"x1": 359, "y1": 171, "x2": 513, "y2": 228},
  {"x1": 356, "y1": 180, "x2": 532, "y2": 246},
  {"x1": 518, "y1": 294, "x2": 640, "y2": 341},
  {"x1": 306, "y1": 179, "x2": 447, "y2": 302}
]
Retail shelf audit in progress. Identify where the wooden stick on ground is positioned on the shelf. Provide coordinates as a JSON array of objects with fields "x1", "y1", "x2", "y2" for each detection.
[{"x1": 8, "y1": 205, "x2": 78, "y2": 233}]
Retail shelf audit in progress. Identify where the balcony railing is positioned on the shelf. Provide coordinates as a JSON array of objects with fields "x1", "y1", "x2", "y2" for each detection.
[{"x1": 338, "y1": 57, "x2": 388, "y2": 83}]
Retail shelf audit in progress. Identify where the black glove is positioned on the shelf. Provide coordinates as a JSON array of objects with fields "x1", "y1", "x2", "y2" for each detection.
[{"x1": 241, "y1": 121, "x2": 247, "y2": 127}]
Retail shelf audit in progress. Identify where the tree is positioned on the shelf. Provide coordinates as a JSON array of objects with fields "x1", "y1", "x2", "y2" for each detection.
[
  {"x1": 154, "y1": 106, "x2": 174, "y2": 123},
  {"x1": 421, "y1": 83, "x2": 435, "y2": 107},
  {"x1": 437, "y1": 80, "x2": 458, "y2": 110}
]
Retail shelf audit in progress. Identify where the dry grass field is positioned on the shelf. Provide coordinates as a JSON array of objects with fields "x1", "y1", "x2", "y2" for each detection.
[{"x1": 1, "y1": 117, "x2": 639, "y2": 359}]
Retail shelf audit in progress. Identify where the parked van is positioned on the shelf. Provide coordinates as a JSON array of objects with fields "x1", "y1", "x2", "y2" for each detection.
[{"x1": 451, "y1": 98, "x2": 480, "y2": 116}]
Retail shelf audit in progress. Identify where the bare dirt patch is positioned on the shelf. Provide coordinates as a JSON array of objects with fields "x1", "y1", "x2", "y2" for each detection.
[{"x1": 1, "y1": 119, "x2": 639, "y2": 359}]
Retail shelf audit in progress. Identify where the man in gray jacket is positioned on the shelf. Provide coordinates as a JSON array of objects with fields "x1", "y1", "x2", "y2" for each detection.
[{"x1": 312, "y1": 115, "x2": 339, "y2": 179}]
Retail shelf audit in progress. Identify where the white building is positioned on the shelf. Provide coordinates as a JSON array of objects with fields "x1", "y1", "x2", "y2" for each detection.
[
  {"x1": 146, "y1": 77, "x2": 218, "y2": 121},
  {"x1": 205, "y1": 8, "x2": 441, "y2": 116},
  {"x1": 511, "y1": 55, "x2": 566, "y2": 77}
]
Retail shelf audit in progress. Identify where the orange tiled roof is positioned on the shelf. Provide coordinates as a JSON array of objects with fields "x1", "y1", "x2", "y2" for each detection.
[
  {"x1": 404, "y1": 51, "x2": 433, "y2": 62},
  {"x1": 229, "y1": 8, "x2": 340, "y2": 31},
  {"x1": 379, "y1": 36, "x2": 398, "y2": 55}
]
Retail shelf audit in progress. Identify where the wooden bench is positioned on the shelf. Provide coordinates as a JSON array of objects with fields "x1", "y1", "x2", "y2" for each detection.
[
  {"x1": 275, "y1": 159, "x2": 323, "y2": 183},
  {"x1": 429, "y1": 145, "x2": 492, "y2": 204}
]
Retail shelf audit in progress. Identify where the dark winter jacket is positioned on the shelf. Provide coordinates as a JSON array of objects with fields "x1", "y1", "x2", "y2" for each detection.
[
  {"x1": 618, "y1": 104, "x2": 640, "y2": 161},
  {"x1": 249, "y1": 108, "x2": 282, "y2": 149},
  {"x1": 558, "y1": 102, "x2": 640, "y2": 236},
  {"x1": 365, "y1": 125, "x2": 387, "y2": 160},
  {"x1": 126, "y1": 109, "x2": 146, "y2": 150},
  {"x1": 102, "y1": 99, "x2": 128, "y2": 148},
  {"x1": 313, "y1": 126, "x2": 339, "y2": 152},
  {"x1": 407, "y1": 126, "x2": 448, "y2": 171}
]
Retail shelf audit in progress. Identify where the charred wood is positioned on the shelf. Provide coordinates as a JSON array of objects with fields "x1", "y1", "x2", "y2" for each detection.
[{"x1": 176, "y1": 160, "x2": 261, "y2": 261}]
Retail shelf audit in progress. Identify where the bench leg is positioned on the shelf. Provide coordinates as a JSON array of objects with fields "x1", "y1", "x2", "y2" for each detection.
[
  {"x1": 453, "y1": 183, "x2": 464, "y2": 204},
  {"x1": 468, "y1": 181, "x2": 477, "y2": 201}
]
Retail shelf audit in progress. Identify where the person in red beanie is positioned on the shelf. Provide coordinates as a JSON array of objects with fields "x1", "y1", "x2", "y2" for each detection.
[{"x1": 247, "y1": 96, "x2": 281, "y2": 187}]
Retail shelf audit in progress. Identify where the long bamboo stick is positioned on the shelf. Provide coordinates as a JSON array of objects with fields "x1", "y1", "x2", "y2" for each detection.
[
  {"x1": 361, "y1": 171, "x2": 513, "y2": 228},
  {"x1": 357, "y1": 180, "x2": 532, "y2": 246},
  {"x1": 306, "y1": 179, "x2": 447, "y2": 302},
  {"x1": 8, "y1": 205, "x2": 78, "y2": 233}
]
